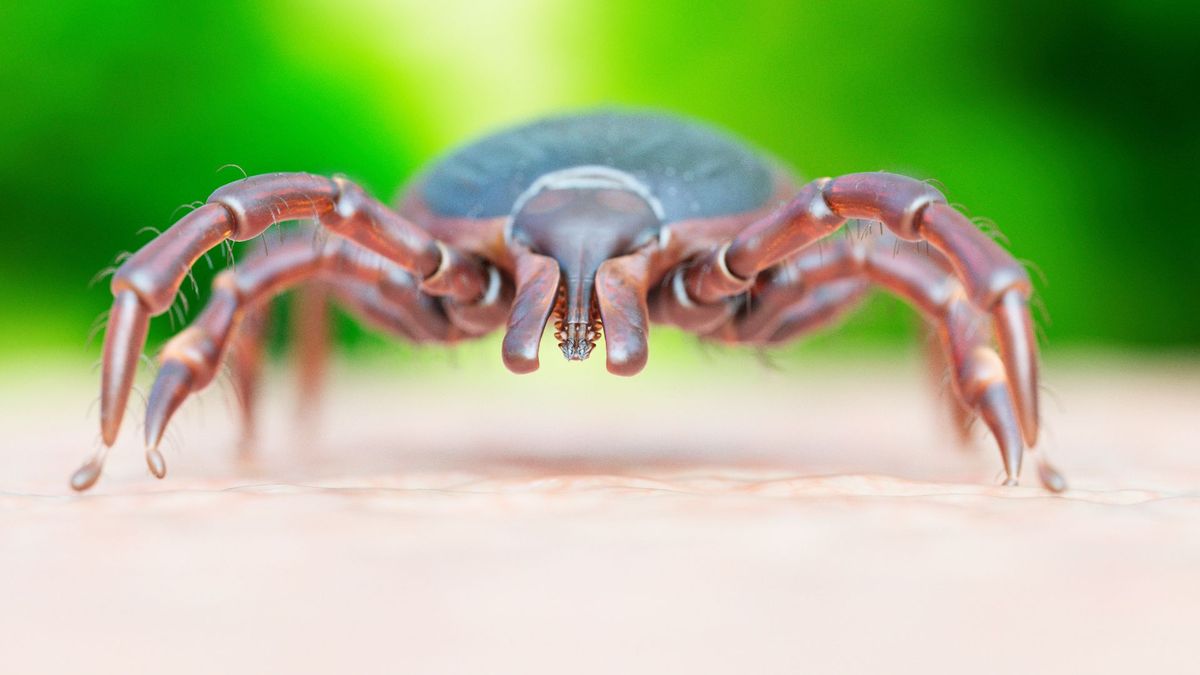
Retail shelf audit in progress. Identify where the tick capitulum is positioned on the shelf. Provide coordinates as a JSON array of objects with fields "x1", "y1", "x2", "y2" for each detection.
[{"x1": 76, "y1": 110, "x2": 1065, "y2": 493}]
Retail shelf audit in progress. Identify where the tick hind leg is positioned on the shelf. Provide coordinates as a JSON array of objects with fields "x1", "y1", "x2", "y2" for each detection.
[
  {"x1": 717, "y1": 233, "x2": 1064, "y2": 491},
  {"x1": 728, "y1": 251, "x2": 971, "y2": 446},
  {"x1": 227, "y1": 301, "x2": 271, "y2": 455},
  {"x1": 72, "y1": 235, "x2": 462, "y2": 490},
  {"x1": 921, "y1": 325, "x2": 974, "y2": 447}
]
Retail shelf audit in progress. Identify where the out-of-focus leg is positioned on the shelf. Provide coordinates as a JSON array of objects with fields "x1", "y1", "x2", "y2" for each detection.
[
  {"x1": 680, "y1": 172, "x2": 1041, "y2": 448},
  {"x1": 96, "y1": 173, "x2": 492, "y2": 454},
  {"x1": 710, "y1": 234, "x2": 1063, "y2": 490},
  {"x1": 922, "y1": 326, "x2": 974, "y2": 447},
  {"x1": 292, "y1": 284, "x2": 330, "y2": 419},
  {"x1": 227, "y1": 303, "x2": 271, "y2": 456}
]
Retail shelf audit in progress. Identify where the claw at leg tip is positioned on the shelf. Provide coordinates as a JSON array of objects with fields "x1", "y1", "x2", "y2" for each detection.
[
  {"x1": 70, "y1": 459, "x2": 103, "y2": 492},
  {"x1": 146, "y1": 447, "x2": 167, "y2": 479},
  {"x1": 144, "y1": 360, "x2": 194, "y2": 452}
]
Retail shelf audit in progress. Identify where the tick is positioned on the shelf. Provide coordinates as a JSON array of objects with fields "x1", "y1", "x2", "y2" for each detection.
[{"x1": 76, "y1": 110, "x2": 1064, "y2": 492}]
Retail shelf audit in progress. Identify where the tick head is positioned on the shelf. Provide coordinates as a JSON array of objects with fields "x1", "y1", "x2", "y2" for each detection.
[{"x1": 507, "y1": 167, "x2": 661, "y2": 362}]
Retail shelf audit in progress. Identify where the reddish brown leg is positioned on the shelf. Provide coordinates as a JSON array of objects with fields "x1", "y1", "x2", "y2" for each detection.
[
  {"x1": 751, "y1": 279, "x2": 870, "y2": 344},
  {"x1": 649, "y1": 269, "x2": 739, "y2": 335},
  {"x1": 717, "y1": 234, "x2": 1063, "y2": 490},
  {"x1": 922, "y1": 326, "x2": 974, "y2": 447},
  {"x1": 217, "y1": 272, "x2": 458, "y2": 465},
  {"x1": 292, "y1": 283, "x2": 330, "y2": 419},
  {"x1": 96, "y1": 173, "x2": 492, "y2": 454},
  {"x1": 714, "y1": 247, "x2": 869, "y2": 345},
  {"x1": 74, "y1": 234, "x2": 467, "y2": 489},
  {"x1": 682, "y1": 173, "x2": 1041, "y2": 448},
  {"x1": 326, "y1": 277, "x2": 455, "y2": 343}
]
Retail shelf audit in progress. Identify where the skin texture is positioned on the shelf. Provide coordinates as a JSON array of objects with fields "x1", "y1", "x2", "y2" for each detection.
[
  {"x1": 81, "y1": 111, "x2": 1055, "y2": 492},
  {"x1": 5, "y1": 356, "x2": 1199, "y2": 674}
]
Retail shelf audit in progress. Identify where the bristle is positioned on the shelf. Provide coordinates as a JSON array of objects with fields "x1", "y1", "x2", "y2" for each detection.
[{"x1": 559, "y1": 321, "x2": 598, "y2": 360}]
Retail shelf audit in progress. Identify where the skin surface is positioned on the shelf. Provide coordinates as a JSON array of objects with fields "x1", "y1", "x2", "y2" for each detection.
[{"x1": 2, "y1": 354, "x2": 1198, "y2": 674}]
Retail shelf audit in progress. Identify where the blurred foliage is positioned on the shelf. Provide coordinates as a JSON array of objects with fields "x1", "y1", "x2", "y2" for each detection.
[{"x1": 1, "y1": 0, "x2": 1197, "y2": 357}]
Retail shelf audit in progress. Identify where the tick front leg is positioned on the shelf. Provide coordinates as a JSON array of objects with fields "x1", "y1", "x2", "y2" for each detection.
[
  {"x1": 714, "y1": 234, "x2": 1064, "y2": 490},
  {"x1": 74, "y1": 233, "x2": 467, "y2": 490},
  {"x1": 97, "y1": 173, "x2": 494, "y2": 450},
  {"x1": 76, "y1": 236, "x2": 319, "y2": 489},
  {"x1": 681, "y1": 172, "x2": 1041, "y2": 447}
]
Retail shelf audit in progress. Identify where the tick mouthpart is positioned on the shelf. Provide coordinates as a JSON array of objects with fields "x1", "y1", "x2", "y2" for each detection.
[{"x1": 557, "y1": 320, "x2": 599, "y2": 361}]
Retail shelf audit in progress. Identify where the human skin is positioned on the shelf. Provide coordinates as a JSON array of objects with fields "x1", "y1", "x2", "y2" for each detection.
[{"x1": 1, "y1": 351, "x2": 1197, "y2": 674}]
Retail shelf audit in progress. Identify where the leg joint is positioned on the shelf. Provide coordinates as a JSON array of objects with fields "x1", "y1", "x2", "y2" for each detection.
[{"x1": 823, "y1": 172, "x2": 946, "y2": 240}]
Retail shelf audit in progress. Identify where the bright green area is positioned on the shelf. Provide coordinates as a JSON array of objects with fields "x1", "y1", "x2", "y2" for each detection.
[{"x1": 2, "y1": 0, "x2": 1196, "y2": 358}]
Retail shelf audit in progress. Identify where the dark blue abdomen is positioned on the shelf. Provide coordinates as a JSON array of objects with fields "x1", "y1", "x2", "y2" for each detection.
[{"x1": 420, "y1": 110, "x2": 777, "y2": 223}]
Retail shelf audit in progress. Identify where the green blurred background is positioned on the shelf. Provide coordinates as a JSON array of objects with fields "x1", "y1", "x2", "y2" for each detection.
[{"x1": 2, "y1": 0, "x2": 1197, "y2": 360}]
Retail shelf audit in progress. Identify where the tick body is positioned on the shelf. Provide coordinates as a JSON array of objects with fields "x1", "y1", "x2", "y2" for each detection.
[{"x1": 77, "y1": 110, "x2": 1064, "y2": 492}]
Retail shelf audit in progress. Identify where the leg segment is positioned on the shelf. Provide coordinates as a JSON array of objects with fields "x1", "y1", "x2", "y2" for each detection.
[
  {"x1": 72, "y1": 235, "x2": 463, "y2": 489},
  {"x1": 326, "y1": 275, "x2": 457, "y2": 343},
  {"x1": 292, "y1": 283, "x2": 331, "y2": 419},
  {"x1": 753, "y1": 279, "x2": 870, "y2": 345},
  {"x1": 921, "y1": 326, "x2": 974, "y2": 447},
  {"x1": 227, "y1": 302, "x2": 271, "y2": 454},
  {"x1": 595, "y1": 247, "x2": 655, "y2": 376},
  {"x1": 98, "y1": 173, "x2": 494, "y2": 448},
  {"x1": 719, "y1": 249, "x2": 869, "y2": 345},
  {"x1": 716, "y1": 233, "x2": 1062, "y2": 489},
  {"x1": 679, "y1": 172, "x2": 1041, "y2": 447},
  {"x1": 501, "y1": 247, "x2": 561, "y2": 374}
]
